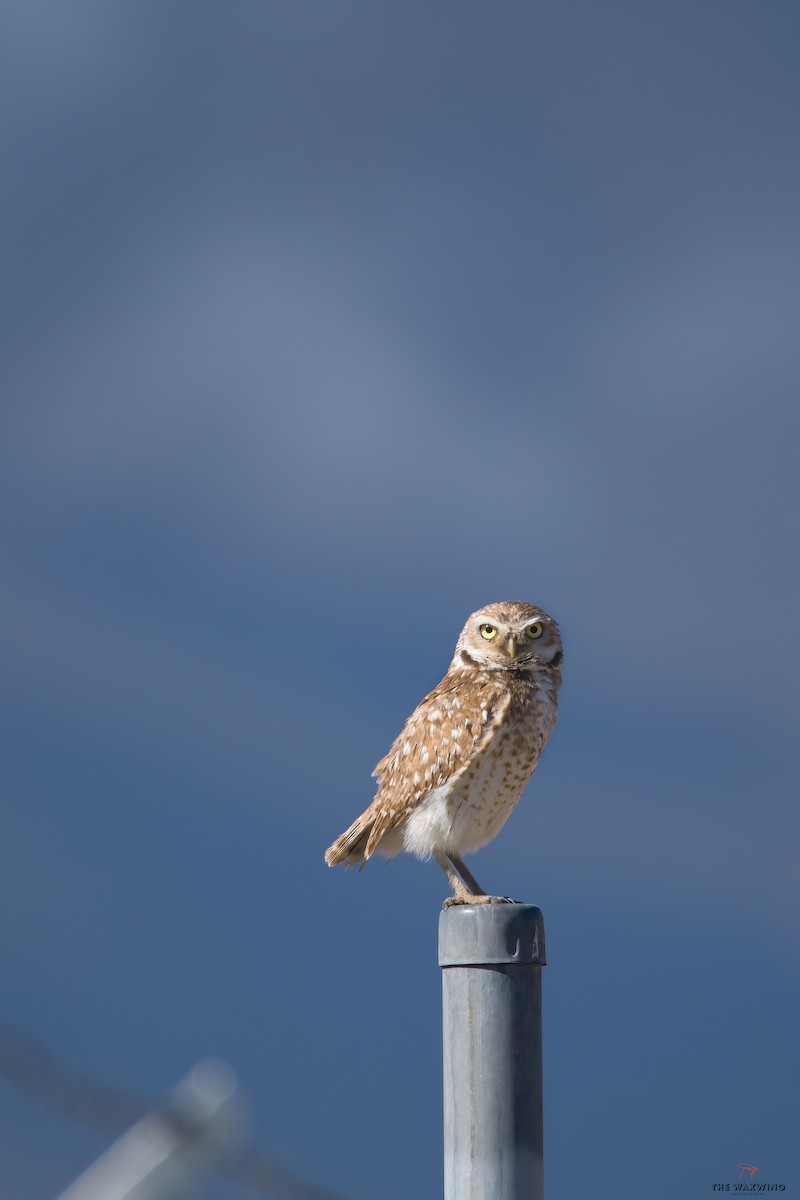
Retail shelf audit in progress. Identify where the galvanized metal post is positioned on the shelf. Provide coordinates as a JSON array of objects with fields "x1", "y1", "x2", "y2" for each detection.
[{"x1": 439, "y1": 903, "x2": 546, "y2": 1200}]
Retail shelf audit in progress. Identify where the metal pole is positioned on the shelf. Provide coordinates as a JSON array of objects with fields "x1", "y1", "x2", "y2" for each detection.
[
  {"x1": 440, "y1": 903, "x2": 546, "y2": 1200},
  {"x1": 56, "y1": 1060, "x2": 246, "y2": 1200}
]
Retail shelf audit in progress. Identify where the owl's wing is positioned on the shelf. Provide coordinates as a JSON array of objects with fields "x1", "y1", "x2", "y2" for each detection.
[{"x1": 364, "y1": 670, "x2": 512, "y2": 859}]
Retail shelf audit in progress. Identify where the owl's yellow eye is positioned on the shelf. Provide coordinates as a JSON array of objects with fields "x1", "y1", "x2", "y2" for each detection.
[
  {"x1": 479, "y1": 623, "x2": 498, "y2": 640},
  {"x1": 526, "y1": 622, "x2": 544, "y2": 640}
]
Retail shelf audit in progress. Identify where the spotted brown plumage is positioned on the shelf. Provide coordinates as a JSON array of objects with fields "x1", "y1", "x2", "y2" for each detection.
[{"x1": 325, "y1": 601, "x2": 563, "y2": 905}]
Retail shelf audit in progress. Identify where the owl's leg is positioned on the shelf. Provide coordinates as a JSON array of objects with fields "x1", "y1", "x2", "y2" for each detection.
[
  {"x1": 446, "y1": 854, "x2": 519, "y2": 906},
  {"x1": 447, "y1": 854, "x2": 486, "y2": 897},
  {"x1": 434, "y1": 851, "x2": 476, "y2": 904}
]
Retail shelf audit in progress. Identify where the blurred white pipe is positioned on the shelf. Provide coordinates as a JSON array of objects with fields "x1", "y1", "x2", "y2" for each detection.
[{"x1": 56, "y1": 1059, "x2": 246, "y2": 1200}]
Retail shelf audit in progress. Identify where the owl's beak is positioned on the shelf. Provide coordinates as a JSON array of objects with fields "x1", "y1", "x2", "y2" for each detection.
[{"x1": 506, "y1": 636, "x2": 517, "y2": 659}]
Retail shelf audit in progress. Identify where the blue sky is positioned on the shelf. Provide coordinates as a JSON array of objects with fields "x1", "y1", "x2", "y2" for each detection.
[{"x1": 1, "y1": 3, "x2": 798, "y2": 1197}]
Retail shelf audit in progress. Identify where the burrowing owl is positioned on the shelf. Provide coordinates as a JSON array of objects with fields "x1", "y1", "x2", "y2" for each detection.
[{"x1": 325, "y1": 601, "x2": 562, "y2": 904}]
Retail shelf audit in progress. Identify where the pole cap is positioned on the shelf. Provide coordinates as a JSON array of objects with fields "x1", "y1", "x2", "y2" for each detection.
[{"x1": 438, "y1": 903, "x2": 546, "y2": 967}]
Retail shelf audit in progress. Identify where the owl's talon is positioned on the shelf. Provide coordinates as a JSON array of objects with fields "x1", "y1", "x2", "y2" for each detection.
[{"x1": 442, "y1": 893, "x2": 520, "y2": 907}]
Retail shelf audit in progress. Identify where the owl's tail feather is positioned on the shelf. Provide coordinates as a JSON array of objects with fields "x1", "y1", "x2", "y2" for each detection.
[{"x1": 325, "y1": 809, "x2": 376, "y2": 870}]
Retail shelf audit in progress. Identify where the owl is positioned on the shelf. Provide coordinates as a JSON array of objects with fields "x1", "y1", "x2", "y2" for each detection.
[{"x1": 325, "y1": 601, "x2": 563, "y2": 904}]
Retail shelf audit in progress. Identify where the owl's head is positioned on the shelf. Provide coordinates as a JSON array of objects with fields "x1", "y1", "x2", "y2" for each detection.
[{"x1": 452, "y1": 601, "x2": 563, "y2": 674}]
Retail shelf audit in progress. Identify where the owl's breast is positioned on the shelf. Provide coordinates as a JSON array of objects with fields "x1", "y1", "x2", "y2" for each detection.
[{"x1": 400, "y1": 682, "x2": 558, "y2": 858}]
